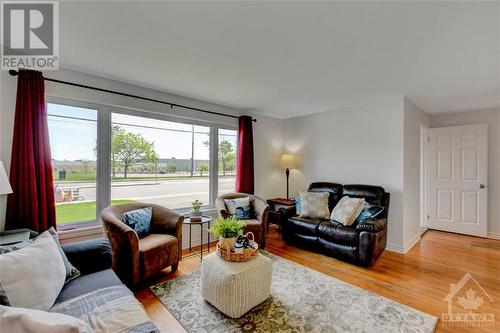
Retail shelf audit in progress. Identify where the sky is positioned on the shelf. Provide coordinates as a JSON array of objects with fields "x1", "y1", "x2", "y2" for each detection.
[{"x1": 47, "y1": 103, "x2": 237, "y2": 161}]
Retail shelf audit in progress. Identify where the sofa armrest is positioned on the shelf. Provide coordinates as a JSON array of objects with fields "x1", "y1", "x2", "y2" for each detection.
[
  {"x1": 61, "y1": 238, "x2": 112, "y2": 275},
  {"x1": 356, "y1": 218, "x2": 387, "y2": 233}
]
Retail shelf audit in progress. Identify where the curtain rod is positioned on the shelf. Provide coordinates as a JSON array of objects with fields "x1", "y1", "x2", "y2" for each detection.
[{"x1": 8, "y1": 70, "x2": 256, "y2": 122}]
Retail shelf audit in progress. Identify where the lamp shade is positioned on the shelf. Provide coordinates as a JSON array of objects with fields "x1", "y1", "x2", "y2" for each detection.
[
  {"x1": 280, "y1": 154, "x2": 296, "y2": 170},
  {"x1": 0, "y1": 161, "x2": 13, "y2": 195}
]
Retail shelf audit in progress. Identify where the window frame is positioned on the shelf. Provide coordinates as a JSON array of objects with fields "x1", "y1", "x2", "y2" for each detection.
[{"x1": 46, "y1": 96, "x2": 238, "y2": 229}]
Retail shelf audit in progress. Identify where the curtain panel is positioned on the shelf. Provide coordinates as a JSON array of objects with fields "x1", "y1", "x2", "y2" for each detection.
[
  {"x1": 235, "y1": 115, "x2": 254, "y2": 194},
  {"x1": 6, "y1": 69, "x2": 56, "y2": 232}
]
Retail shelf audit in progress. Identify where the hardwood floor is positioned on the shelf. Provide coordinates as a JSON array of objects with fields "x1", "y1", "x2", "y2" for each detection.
[{"x1": 135, "y1": 228, "x2": 500, "y2": 332}]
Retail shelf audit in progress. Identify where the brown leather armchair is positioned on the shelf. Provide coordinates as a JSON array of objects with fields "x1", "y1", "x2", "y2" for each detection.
[
  {"x1": 216, "y1": 193, "x2": 269, "y2": 249},
  {"x1": 101, "y1": 203, "x2": 183, "y2": 286}
]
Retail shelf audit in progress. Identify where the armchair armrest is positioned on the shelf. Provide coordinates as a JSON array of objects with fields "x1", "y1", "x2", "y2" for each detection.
[
  {"x1": 252, "y1": 196, "x2": 270, "y2": 223},
  {"x1": 61, "y1": 238, "x2": 112, "y2": 275},
  {"x1": 150, "y1": 204, "x2": 183, "y2": 263},
  {"x1": 356, "y1": 218, "x2": 387, "y2": 233},
  {"x1": 215, "y1": 196, "x2": 230, "y2": 219},
  {"x1": 101, "y1": 210, "x2": 140, "y2": 286},
  {"x1": 150, "y1": 205, "x2": 184, "y2": 236}
]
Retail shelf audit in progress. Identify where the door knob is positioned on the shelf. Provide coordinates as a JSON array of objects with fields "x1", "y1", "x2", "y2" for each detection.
[{"x1": 480, "y1": 184, "x2": 486, "y2": 189}]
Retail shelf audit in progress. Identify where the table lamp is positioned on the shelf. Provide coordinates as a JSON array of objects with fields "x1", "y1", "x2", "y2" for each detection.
[{"x1": 280, "y1": 154, "x2": 296, "y2": 199}]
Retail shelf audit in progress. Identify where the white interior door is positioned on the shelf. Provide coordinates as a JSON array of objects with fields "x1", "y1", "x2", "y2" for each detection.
[{"x1": 428, "y1": 124, "x2": 488, "y2": 237}]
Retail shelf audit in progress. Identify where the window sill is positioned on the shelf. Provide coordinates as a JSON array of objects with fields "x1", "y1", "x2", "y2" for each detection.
[
  {"x1": 57, "y1": 207, "x2": 218, "y2": 243},
  {"x1": 57, "y1": 224, "x2": 104, "y2": 244}
]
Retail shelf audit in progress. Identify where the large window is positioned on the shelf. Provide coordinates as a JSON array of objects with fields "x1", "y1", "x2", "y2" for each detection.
[
  {"x1": 46, "y1": 100, "x2": 237, "y2": 228},
  {"x1": 48, "y1": 103, "x2": 98, "y2": 225},
  {"x1": 110, "y1": 113, "x2": 211, "y2": 209},
  {"x1": 218, "y1": 129, "x2": 238, "y2": 195}
]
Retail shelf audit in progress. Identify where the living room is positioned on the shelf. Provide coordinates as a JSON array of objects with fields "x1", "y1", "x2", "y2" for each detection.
[{"x1": 0, "y1": 1, "x2": 499, "y2": 333}]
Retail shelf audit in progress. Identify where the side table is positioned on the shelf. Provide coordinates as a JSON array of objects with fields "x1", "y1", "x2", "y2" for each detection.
[
  {"x1": 183, "y1": 215, "x2": 212, "y2": 261},
  {"x1": 266, "y1": 198, "x2": 296, "y2": 232}
]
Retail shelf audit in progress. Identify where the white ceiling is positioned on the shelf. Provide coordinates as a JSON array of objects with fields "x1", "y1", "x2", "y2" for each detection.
[{"x1": 60, "y1": 1, "x2": 500, "y2": 118}]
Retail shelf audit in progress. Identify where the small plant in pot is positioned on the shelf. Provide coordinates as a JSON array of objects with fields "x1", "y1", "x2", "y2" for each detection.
[
  {"x1": 209, "y1": 217, "x2": 246, "y2": 251},
  {"x1": 190, "y1": 200, "x2": 203, "y2": 217}
]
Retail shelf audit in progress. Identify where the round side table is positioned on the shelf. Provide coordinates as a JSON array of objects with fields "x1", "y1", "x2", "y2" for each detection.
[{"x1": 183, "y1": 215, "x2": 213, "y2": 260}]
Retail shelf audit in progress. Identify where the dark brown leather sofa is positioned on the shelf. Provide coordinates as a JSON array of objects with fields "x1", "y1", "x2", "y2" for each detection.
[{"x1": 282, "y1": 182, "x2": 390, "y2": 267}]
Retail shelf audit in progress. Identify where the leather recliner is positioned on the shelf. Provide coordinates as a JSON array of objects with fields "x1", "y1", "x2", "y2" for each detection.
[{"x1": 282, "y1": 182, "x2": 390, "y2": 267}]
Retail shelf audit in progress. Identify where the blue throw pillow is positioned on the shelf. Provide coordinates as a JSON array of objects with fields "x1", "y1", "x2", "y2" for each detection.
[
  {"x1": 294, "y1": 195, "x2": 301, "y2": 215},
  {"x1": 122, "y1": 207, "x2": 152, "y2": 238},
  {"x1": 356, "y1": 202, "x2": 385, "y2": 223}
]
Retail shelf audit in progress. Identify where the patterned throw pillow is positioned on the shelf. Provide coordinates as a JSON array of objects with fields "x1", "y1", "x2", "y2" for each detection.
[
  {"x1": 330, "y1": 196, "x2": 365, "y2": 226},
  {"x1": 299, "y1": 192, "x2": 330, "y2": 219},
  {"x1": 122, "y1": 207, "x2": 152, "y2": 238},
  {"x1": 224, "y1": 197, "x2": 252, "y2": 219},
  {"x1": 356, "y1": 202, "x2": 385, "y2": 223}
]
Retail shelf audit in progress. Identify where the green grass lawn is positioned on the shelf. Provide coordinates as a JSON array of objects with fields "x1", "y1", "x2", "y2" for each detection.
[
  {"x1": 53, "y1": 172, "x2": 215, "y2": 182},
  {"x1": 56, "y1": 199, "x2": 136, "y2": 224}
]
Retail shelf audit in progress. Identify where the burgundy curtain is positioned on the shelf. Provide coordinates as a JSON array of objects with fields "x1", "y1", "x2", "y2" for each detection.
[
  {"x1": 235, "y1": 115, "x2": 254, "y2": 194},
  {"x1": 6, "y1": 69, "x2": 56, "y2": 232}
]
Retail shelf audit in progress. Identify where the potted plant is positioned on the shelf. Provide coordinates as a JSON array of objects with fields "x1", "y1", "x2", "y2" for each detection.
[
  {"x1": 190, "y1": 200, "x2": 203, "y2": 217},
  {"x1": 209, "y1": 217, "x2": 246, "y2": 251}
]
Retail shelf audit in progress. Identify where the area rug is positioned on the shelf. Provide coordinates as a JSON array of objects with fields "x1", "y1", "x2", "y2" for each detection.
[{"x1": 150, "y1": 253, "x2": 437, "y2": 333}]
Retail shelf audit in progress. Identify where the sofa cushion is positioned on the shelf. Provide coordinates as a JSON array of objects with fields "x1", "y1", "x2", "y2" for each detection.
[
  {"x1": 0, "y1": 231, "x2": 66, "y2": 310},
  {"x1": 55, "y1": 268, "x2": 121, "y2": 304},
  {"x1": 308, "y1": 182, "x2": 343, "y2": 211},
  {"x1": 287, "y1": 216, "x2": 324, "y2": 236},
  {"x1": 139, "y1": 234, "x2": 178, "y2": 279},
  {"x1": 343, "y1": 185, "x2": 386, "y2": 206},
  {"x1": 330, "y1": 196, "x2": 365, "y2": 226},
  {"x1": 299, "y1": 192, "x2": 330, "y2": 219},
  {"x1": 318, "y1": 221, "x2": 359, "y2": 246},
  {"x1": 225, "y1": 197, "x2": 252, "y2": 219},
  {"x1": 318, "y1": 238, "x2": 359, "y2": 263},
  {"x1": 0, "y1": 305, "x2": 93, "y2": 333}
]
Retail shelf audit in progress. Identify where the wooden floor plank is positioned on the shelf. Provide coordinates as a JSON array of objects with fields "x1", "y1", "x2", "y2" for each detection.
[{"x1": 135, "y1": 228, "x2": 500, "y2": 332}]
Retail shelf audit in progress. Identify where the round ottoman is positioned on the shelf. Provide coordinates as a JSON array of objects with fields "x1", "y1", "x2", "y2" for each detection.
[{"x1": 201, "y1": 252, "x2": 272, "y2": 318}]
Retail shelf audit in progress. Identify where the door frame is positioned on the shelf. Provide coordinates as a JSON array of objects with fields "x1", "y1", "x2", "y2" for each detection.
[{"x1": 420, "y1": 124, "x2": 429, "y2": 234}]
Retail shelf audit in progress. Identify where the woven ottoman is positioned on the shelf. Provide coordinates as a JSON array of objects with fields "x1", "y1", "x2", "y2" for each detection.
[{"x1": 201, "y1": 252, "x2": 272, "y2": 318}]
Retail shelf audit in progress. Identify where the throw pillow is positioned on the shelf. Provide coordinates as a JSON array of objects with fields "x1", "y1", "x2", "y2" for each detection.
[
  {"x1": 299, "y1": 192, "x2": 330, "y2": 219},
  {"x1": 330, "y1": 196, "x2": 365, "y2": 226},
  {"x1": 47, "y1": 228, "x2": 81, "y2": 282},
  {"x1": 356, "y1": 202, "x2": 385, "y2": 223},
  {"x1": 224, "y1": 197, "x2": 252, "y2": 219},
  {"x1": 294, "y1": 195, "x2": 301, "y2": 215},
  {"x1": 0, "y1": 240, "x2": 33, "y2": 254},
  {"x1": 0, "y1": 305, "x2": 93, "y2": 333},
  {"x1": 122, "y1": 207, "x2": 152, "y2": 238},
  {"x1": 0, "y1": 231, "x2": 66, "y2": 310}
]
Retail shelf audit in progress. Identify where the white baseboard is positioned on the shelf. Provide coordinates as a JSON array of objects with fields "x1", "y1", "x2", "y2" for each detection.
[
  {"x1": 488, "y1": 232, "x2": 500, "y2": 240},
  {"x1": 386, "y1": 243, "x2": 405, "y2": 254},
  {"x1": 386, "y1": 233, "x2": 421, "y2": 254}
]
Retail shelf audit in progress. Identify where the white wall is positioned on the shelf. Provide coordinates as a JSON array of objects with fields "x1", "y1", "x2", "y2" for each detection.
[
  {"x1": 403, "y1": 98, "x2": 430, "y2": 251},
  {"x1": 0, "y1": 71, "x2": 17, "y2": 230},
  {"x1": 430, "y1": 108, "x2": 500, "y2": 238},
  {"x1": 283, "y1": 98, "x2": 406, "y2": 250},
  {"x1": 0, "y1": 68, "x2": 285, "y2": 247}
]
